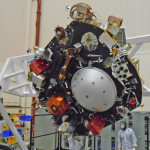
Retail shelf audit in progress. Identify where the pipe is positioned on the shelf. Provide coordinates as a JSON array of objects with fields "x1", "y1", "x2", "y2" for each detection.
[{"x1": 35, "y1": 0, "x2": 41, "y2": 46}]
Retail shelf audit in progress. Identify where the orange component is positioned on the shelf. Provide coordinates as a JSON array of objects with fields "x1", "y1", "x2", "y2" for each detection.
[
  {"x1": 10, "y1": 114, "x2": 24, "y2": 118},
  {"x1": 87, "y1": 115, "x2": 106, "y2": 136},
  {"x1": 15, "y1": 124, "x2": 21, "y2": 128},
  {"x1": 112, "y1": 48, "x2": 119, "y2": 55},
  {"x1": 59, "y1": 74, "x2": 64, "y2": 79},
  {"x1": 46, "y1": 94, "x2": 70, "y2": 117},
  {"x1": 63, "y1": 54, "x2": 74, "y2": 70},
  {"x1": 59, "y1": 54, "x2": 74, "y2": 80},
  {"x1": 29, "y1": 58, "x2": 50, "y2": 75}
]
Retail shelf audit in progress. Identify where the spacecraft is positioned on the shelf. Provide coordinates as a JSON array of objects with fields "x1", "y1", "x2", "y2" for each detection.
[{"x1": 28, "y1": 3, "x2": 142, "y2": 136}]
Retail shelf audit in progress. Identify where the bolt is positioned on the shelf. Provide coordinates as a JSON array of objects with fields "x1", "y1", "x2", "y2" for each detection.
[{"x1": 52, "y1": 106, "x2": 57, "y2": 111}]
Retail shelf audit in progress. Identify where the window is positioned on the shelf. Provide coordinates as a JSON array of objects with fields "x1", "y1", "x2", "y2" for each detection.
[
  {"x1": 111, "y1": 137, "x2": 115, "y2": 150},
  {"x1": 128, "y1": 115, "x2": 133, "y2": 127},
  {"x1": 97, "y1": 136, "x2": 101, "y2": 150}
]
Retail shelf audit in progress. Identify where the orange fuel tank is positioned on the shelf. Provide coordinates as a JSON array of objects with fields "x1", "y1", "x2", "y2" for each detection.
[{"x1": 46, "y1": 94, "x2": 70, "y2": 117}]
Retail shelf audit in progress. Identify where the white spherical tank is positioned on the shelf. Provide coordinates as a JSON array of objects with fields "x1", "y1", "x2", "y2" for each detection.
[{"x1": 71, "y1": 67, "x2": 117, "y2": 112}]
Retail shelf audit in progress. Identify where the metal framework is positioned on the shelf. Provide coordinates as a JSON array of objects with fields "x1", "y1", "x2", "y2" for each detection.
[
  {"x1": 0, "y1": 54, "x2": 36, "y2": 150},
  {"x1": 0, "y1": 35, "x2": 150, "y2": 149},
  {"x1": 0, "y1": 54, "x2": 36, "y2": 97}
]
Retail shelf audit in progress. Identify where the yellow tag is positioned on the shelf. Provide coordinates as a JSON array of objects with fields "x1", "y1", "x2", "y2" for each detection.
[
  {"x1": 28, "y1": 71, "x2": 33, "y2": 82},
  {"x1": 59, "y1": 74, "x2": 63, "y2": 79},
  {"x1": 64, "y1": 122, "x2": 67, "y2": 126},
  {"x1": 8, "y1": 136, "x2": 16, "y2": 144},
  {"x1": 3, "y1": 125, "x2": 9, "y2": 130}
]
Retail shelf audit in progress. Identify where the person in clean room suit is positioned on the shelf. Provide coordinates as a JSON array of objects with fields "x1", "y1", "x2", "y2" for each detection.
[{"x1": 118, "y1": 121, "x2": 137, "y2": 150}]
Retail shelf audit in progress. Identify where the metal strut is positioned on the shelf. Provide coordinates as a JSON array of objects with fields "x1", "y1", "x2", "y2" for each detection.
[{"x1": 0, "y1": 98, "x2": 28, "y2": 150}]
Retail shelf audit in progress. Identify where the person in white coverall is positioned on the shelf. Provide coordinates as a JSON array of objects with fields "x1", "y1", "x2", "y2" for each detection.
[
  {"x1": 68, "y1": 134, "x2": 83, "y2": 150},
  {"x1": 118, "y1": 121, "x2": 137, "y2": 150}
]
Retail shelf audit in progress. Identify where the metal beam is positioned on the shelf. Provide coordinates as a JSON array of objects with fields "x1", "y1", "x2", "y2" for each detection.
[
  {"x1": 3, "y1": 70, "x2": 25, "y2": 79},
  {"x1": 0, "y1": 97, "x2": 28, "y2": 150},
  {"x1": 127, "y1": 35, "x2": 150, "y2": 58},
  {"x1": 8, "y1": 82, "x2": 29, "y2": 92},
  {"x1": 127, "y1": 35, "x2": 150, "y2": 45},
  {"x1": 128, "y1": 43, "x2": 143, "y2": 58},
  {"x1": 0, "y1": 54, "x2": 36, "y2": 97}
]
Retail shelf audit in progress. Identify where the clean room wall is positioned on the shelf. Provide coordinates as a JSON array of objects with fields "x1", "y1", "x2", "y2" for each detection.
[
  {"x1": 0, "y1": 0, "x2": 36, "y2": 61},
  {"x1": 0, "y1": 0, "x2": 37, "y2": 124},
  {"x1": 0, "y1": 0, "x2": 37, "y2": 71}
]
